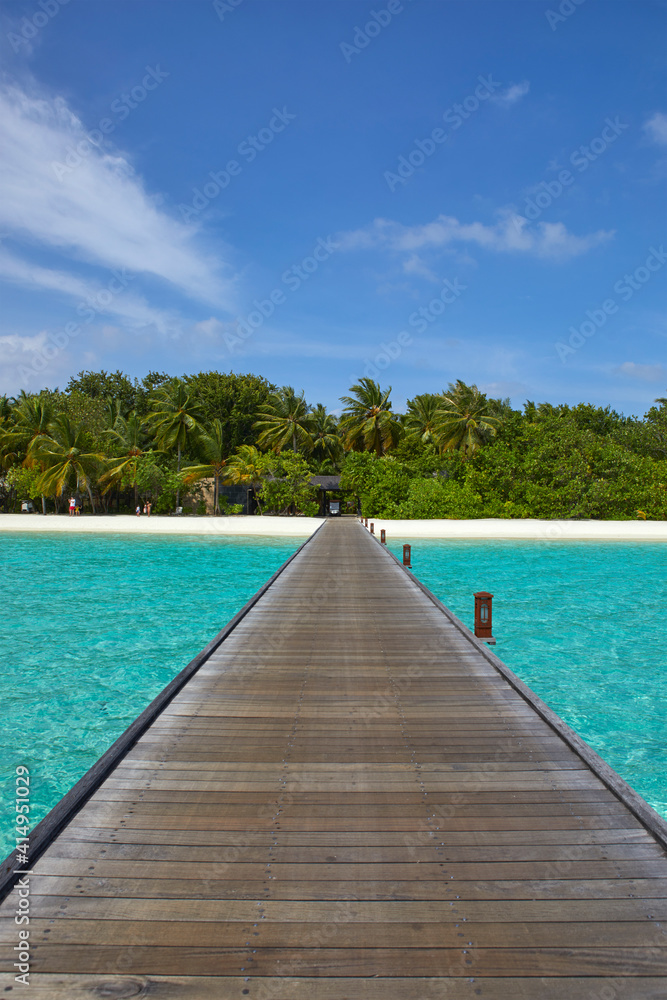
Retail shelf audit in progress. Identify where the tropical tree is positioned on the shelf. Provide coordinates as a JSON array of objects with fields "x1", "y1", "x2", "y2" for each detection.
[
  {"x1": 32, "y1": 414, "x2": 104, "y2": 512},
  {"x1": 308, "y1": 404, "x2": 342, "y2": 469},
  {"x1": 259, "y1": 451, "x2": 318, "y2": 516},
  {"x1": 254, "y1": 386, "x2": 313, "y2": 454},
  {"x1": 0, "y1": 394, "x2": 54, "y2": 512},
  {"x1": 146, "y1": 381, "x2": 204, "y2": 509},
  {"x1": 99, "y1": 412, "x2": 151, "y2": 508},
  {"x1": 225, "y1": 445, "x2": 272, "y2": 514},
  {"x1": 404, "y1": 393, "x2": 442, "y2": 447},
  {"x1": 339, "y1": 378, "x2": 402, "y2": 457},
  {"x1": 436, "y1": 380, "x2": 500, "y2": 459},
  {"x1": 181, "y1": 419, "x2": 229, "y2": 515},
  {"x1": 183, "y1": 371, "x2": 275, "y2": 451}
]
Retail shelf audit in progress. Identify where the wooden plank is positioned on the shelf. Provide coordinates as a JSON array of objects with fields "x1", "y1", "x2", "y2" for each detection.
[
  {"x1": 20, "y1": 875, "x2": 667, "y2": 900},
  {"x1": 16, "y1": 894, "x2": 667, "y2": 922},
  {"x1": 12, "y1": 976, "x2": 667, "y2": 1000},
  {"x1": 3, "y1": 943, "x2": 666, "y2": 976}
]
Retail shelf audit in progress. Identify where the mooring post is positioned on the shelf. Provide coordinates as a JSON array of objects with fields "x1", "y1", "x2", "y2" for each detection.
[
  {"x1": 473, "y1": 591, "x2": 496, "y2": 645},
  {"x1": 370, "y1": 522, "x2": 375, "y2": 534},
  {"x1": 364, "y1": 518, "x2": 368, "y2": 528},
  {"x1": 403, "y1": 544, "x2": 411, "y2": 568},
  {"x1": 380, "y1": 529, "x2": 386, "y2": 544}
]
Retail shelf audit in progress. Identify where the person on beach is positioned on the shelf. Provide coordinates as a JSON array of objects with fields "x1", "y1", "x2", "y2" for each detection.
[
  {"x1": 69, "y1": 496, "x2": 76, "y2": 516},
  {"x1": 146, "y1": 501, "x2": 152, "y2": 517},
  {"x1": 136, "y1": 505, "x2": 141, "y2": 516}
]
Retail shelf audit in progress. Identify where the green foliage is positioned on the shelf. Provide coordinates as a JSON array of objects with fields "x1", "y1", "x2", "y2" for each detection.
[
  {"x1": 65, "y1": 370, "x2": 137, "y2": 413},
  {"x1": 183, "y1": 371, "x2": 275, "y2": 452},
  {"x1": 339, "y1": 378, "x2": 402, "y2": 457},
  {"x1": 254, "y1": 386, "x2": 313, "y2": 454},
  {"x1": 397, "y1": 477, "x2": 487, "y2": 519},
  {"x1": 259, "y1": 451, "x2": 318, "y2": 515},
  {"x1": 5, "y1": 465, "x2": 42, "y2": 505},
  {"x1": 1, "y1": 371, "x2": 664, "y2": 520},
  {"x1": 340, "y1": 452, "x2": 409, "y2": 517}
]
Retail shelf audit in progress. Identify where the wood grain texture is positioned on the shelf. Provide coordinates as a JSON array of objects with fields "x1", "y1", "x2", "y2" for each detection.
[{"x1": 1, "y1": 518, "x2": 665, "y2": 996}]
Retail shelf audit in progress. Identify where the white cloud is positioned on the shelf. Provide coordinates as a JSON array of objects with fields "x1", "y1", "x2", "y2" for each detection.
[
  {"x1": 402, "y1": 254, "x2": 439, "y2": 282},
  {"x1": 644, "y1": 112, "x2": 667, "y2": 146},
  {"x1": 614, "y1": 361, "x2": 666, "y2": 383},
  {"x1": 0, "y1": 82, "x2": 237, "y2": 309},
  {"x1": 339, "y1": 212, "x2": 613, "y2": 261},
  {"x1": 492, "y1": 81, "x2": 530, "y2": 108}
]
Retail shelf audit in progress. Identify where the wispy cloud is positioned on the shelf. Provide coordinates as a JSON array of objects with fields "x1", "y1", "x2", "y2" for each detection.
[
  {"x1": 0, "y1": 82, "x2": 237, "y2": 310},
  {"x1": 644, "y1": 111, "x2": 667, "y2": 146},
  {"x1": 0, "y1": 248, "x2": 178, "y2": 333},
  {"x1": 614, "y1": 361, "x2": 666, "y2": 383},
  {"x1": 402, "y1": 254, "x2": 439, "y2": 282},
  {"x1": 339, "y1": 212, "x2": 613, "y2": 261},
  {"x1": 492, "y1": 81, "x2": 530, "y2": 108}
]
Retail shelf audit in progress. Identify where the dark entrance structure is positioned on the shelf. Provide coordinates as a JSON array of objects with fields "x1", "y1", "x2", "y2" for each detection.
[{"x1": 309, "y1": 475, "x2": 359, "y2": 517}]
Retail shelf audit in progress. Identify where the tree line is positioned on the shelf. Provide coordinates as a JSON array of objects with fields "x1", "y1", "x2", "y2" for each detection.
[{"x1": 1, "y1": 368, "x2": 665, "y2": 519}]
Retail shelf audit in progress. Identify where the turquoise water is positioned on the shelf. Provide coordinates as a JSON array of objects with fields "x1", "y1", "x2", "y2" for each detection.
[
  {"x1": 0, "y1": 531, "x2": 300, "y2": 859},
  {"x1": 388, "y1": 538, "x2": 667, "y2": 821},
  {"x1": 1, "y1": 532, "x2": 665, "y2": 862}
]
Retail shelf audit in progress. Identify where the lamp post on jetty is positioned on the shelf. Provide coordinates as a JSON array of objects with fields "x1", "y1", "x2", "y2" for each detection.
[{"x1": 474, "y1": 592, "x2": 496, "y2": 645}]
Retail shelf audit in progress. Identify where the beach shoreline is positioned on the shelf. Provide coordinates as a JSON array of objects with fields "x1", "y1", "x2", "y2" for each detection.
[{"x1": 0, "y1": 513, "x2": 666, "y2": 540}]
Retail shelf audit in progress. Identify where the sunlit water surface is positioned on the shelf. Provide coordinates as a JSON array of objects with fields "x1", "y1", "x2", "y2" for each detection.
[{"x1": 0, "y1": 531, "x2": 299, "y2": 858}]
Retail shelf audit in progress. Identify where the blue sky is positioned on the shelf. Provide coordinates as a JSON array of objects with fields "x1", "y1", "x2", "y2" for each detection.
[{"x1": 0, "y1": 0, "x2": 665, "y2": 416}]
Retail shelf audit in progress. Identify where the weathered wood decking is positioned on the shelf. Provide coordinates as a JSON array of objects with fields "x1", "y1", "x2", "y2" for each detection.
[{"x1": 1, "y1": 518, "x2": 666, "y2": 998}]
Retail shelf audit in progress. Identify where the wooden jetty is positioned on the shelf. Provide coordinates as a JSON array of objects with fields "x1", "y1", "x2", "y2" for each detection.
[{"x1": 1, "y1": 518, "x2": 666, "y2": 998}]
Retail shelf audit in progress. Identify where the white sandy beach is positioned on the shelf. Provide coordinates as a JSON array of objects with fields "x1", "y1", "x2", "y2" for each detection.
[{"x1": 0, "y1": 513, "x2": 666, "y2": 540}]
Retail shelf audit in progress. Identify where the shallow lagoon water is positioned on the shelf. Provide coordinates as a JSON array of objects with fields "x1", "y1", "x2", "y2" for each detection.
[
  {"x1": 0, "y1": 531, "x2": 299, "y2": 858},
  {"x1": 388, "y1": 537, "x2": 667, "y2": 823},
  {"x1": 0, "y1": 530, "x2": 665, "y2": 859}
]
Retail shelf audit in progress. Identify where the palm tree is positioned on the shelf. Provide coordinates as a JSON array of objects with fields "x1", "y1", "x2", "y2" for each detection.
[
  {"x1": 99, "y1": 412, "x2": 150, "y2": 508},
  {"x1": 308, "y1": 404, "x2": 342, "y2": 468},
  {"x1": 146, "y1": 381, "x2": 204, "y2": 510},
  {"x1": 339, "y1": 378, "x2": 401, "y2": 457},
  {"x1": 32, "y1": 414, "x2": 104, "y2": 512},
  {"x1": 181, "y1": 419, "x2": 228, "y2": 515},
  {"x1": 0, "y1": 394, "x2": 54, "y2": 512},
  {"x1": 405, "y1": 393, "x2": 442, "y2": 447},
  {"x1": 436, "y1": 380, "x2": 500, "y2": 459},
  {"x1": 225, "y1": 445, "x2": 270, "y2": 514},
  {"x1": 254, "y1": 386, "x2": 313, "y2": 454}
]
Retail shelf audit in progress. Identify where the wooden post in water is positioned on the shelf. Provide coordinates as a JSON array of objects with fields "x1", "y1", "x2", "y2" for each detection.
[
  {"x1": 370, "y1": 522, "x2": 375, "y2": 534},
  {"x1": 403, "y1": 544, "x2": 411, "y2": 568},
  {"x1": 380, "y1": 529, "x2": 386, "y2": 544},
  {"x1": 364, "y1": 518, "x2": 368, "y2": 528}
]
